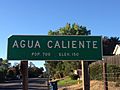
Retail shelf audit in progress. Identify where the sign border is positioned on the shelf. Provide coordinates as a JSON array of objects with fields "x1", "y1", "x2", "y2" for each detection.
[{"x1": 7, "y1": 35, "x2": 103, "y2": 61}]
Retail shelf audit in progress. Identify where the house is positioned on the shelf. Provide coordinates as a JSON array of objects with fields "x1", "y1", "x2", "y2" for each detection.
[{"x1": 113, "y1": 44, "x2": 120, "y2": 55}]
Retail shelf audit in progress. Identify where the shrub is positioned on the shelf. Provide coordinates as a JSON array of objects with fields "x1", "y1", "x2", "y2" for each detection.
[
  {"x1": 6, "y1": 69, "x2": 16, "y2": 80},
  {"x1": 89, "y1": 64, "x2": 103, "y2": 80},
  {"x1": 54, "y1": 71, "x2": 64, "y2": 79},
  {"x1": 107, "y1": 64, "x2": 120, "y2": 81},
  {"x1": 89, "y1": 63, "x2": 120, "y2": 82},
  {"x1": 0, "y1": 71, "x2": 5, "y2": 82},
  {"x1": 70, "y1": 74, "x2": 79, "y2": 80}
]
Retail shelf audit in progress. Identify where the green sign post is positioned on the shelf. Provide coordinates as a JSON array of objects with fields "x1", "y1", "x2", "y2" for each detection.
[{"x1": 7, "y1": 35, "x2": 102, "y2": 60}]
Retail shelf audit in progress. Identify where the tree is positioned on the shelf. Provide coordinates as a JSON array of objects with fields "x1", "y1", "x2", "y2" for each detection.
[
  {"x1": 6, "y1": 63, "x2": 20, "y2": 80},
  {"x1": 103, "y1": 36, "x2": 120, "y2": 55},
  {"x1": 14, "y1": 63, "x2": 20, "y2": 78},
  {"x1": 0, "y1": 59, "x2": 10, "y2": 82},
  {"x1": 28, "y1": 62, "x2": 44, "y2": 78},
  {"x1": 46, "y1": 23, "x2": 91, "y2": 78},
  {"x1": 48, "y1": 23, "x2": 91, "y2": 35},
  {"x1": 6, "y1": 68, "x2": 16, "y2": 80}
]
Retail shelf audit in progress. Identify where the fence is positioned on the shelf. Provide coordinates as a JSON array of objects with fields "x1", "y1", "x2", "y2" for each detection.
[{"x1": 90, "y1": 55, "x2": 120, "y2": 90}]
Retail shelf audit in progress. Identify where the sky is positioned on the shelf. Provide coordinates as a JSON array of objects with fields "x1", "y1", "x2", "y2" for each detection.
[{"x1": 0, "y1": 0, "x2": 120, "y2": 68}]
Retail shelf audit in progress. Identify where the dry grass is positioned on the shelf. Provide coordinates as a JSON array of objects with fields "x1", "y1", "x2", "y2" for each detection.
[
  {"x1": 90, "y1": 80, "x2": 120, "y2": 90},
  {"x1": 58, "y1": 80, "x2": 120, "y2": 90}
]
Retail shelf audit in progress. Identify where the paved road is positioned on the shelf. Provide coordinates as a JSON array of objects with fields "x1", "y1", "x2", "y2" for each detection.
[{"x1": 0, "y1": 78, "x2": 49, "y2": 90}]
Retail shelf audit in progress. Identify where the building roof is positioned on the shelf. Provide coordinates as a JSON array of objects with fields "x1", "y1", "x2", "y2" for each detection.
[{"x1": 113, "y1": 44, "x2": 120, "y2": 55}]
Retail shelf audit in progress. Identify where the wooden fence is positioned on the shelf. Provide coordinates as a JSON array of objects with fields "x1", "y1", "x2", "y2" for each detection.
[{"x1": 92, "y1": 55, "x2": 120, "y2": 65}]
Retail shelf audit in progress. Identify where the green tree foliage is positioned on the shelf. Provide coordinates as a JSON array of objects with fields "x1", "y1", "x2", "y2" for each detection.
[
  {"x1": 28, "y1": 62, "x2": 44, "y2": 78},
  {"x1": 6, "y1": 64, "x2": 20, "y2": 80},
  {"x1": 0, "y1": 59, "x2": 9, "y2": 82},
  {"x1": 28, "y1": 67, "x2": 44, "y2": 78},
  {"x1": 6, "y1": 69, "x2": 16, "y2": 80},
  {"x1": 48, "y1": 23, "x2": 91, "y2": 35},
  {"x1": 46, "y1": 23, "x2": 91, "y2": 78},
  {"x1": 13, "y1": 63, "x2": 20, "y2": 77},
  {"x1": 46, "y1": 23, "x2": 120, "y2": 79}
]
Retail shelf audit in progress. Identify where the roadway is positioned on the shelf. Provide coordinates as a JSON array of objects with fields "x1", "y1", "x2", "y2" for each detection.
[{"x1": 0, "y1": 78, "x2": 49, "y2": 90}]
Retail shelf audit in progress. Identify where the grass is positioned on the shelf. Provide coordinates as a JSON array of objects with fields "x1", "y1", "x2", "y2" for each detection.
[{"x1": 58, "y1": 76, "x2": 81, "y2": 86}]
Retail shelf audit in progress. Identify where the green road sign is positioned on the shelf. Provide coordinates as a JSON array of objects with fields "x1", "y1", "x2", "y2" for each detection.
[{"x1": 7, "y1": 35, "x2": 102, "y2": 60}]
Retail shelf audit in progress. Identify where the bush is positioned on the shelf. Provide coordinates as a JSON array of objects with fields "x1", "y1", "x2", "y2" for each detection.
[
  {"x1": 6, "y1": 70, "x2": 16, "y2": 80},
  {"x1": 54, "y1": 72, "x2": 64, "y2": 79},
  {"x1": 0, "y1": 71, "x2": 5, "y2": 82},
  {"x1": 70, "y1": 74, "x2": 79, "y2": 80},
  {"x1": 58, "y1": 76, "x2": 78, "y2": 86},
  {"x1": 89, "y1": 64, "x2": 103, "y2": 80},
  {"x1": 89, "y1": 63, "x2": 120, "y2": 82},
  {"x1": 107, "y1": 64, "x2": 120, "y2": 81}
]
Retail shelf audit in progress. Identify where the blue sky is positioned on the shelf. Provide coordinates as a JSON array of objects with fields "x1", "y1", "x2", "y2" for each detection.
[{"x1": 0, "y1": 0, "x2": 120, "y2": 68}]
